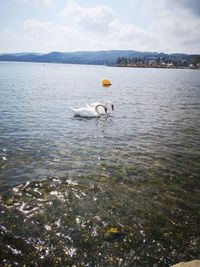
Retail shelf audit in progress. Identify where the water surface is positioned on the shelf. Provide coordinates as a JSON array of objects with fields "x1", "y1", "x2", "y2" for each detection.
[{"x1": 0, "y1": 62, "x2": 200, "y2": 266}]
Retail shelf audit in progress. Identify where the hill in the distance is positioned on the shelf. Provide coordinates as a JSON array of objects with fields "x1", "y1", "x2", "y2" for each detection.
[{"x1": 0, "y1": 50, "x2": 199, "y2": 66}]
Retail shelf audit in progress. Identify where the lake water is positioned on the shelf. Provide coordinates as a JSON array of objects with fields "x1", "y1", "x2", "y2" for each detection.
[{"x1": 0, "y1": 61, "x2": 200, "y2": 266}]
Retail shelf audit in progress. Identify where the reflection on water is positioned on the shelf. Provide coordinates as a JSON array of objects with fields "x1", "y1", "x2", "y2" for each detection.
[{"x1": 0, "y1": 62, "x2": 200, "y2": 266}]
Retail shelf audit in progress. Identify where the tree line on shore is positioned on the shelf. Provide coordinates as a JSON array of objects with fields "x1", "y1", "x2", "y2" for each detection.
[{"x1": 117, "y1": 55, "x2": 200, "y2": 68}]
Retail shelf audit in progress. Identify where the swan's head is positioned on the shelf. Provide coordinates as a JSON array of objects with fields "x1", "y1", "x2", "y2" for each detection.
[{"x1": 105, "y1": 101, "x2": 114, "y2": 111}]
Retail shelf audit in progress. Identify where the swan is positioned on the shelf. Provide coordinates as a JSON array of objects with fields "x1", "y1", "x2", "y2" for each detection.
[{"x1": 70, "y1": 104, "x2": 107, "y2": 118}]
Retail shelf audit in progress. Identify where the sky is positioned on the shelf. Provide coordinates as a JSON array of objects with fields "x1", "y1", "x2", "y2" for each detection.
[{"x1": 0, "y1": 0, "x2": 200, "y2": 54}]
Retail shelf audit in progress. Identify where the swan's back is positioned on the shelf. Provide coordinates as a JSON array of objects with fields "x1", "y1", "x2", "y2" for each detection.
[{"x1": 70, "y1": 105, "x2": 99, "y2": 117}]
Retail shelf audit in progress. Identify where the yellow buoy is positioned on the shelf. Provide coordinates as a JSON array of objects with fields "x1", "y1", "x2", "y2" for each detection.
[{"x1": 102, "y1": 78, "x2": 112, "y2": 87}]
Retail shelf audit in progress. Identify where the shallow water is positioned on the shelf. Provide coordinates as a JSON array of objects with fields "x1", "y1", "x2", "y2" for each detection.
[{"x1": 0, "y1": 62, "x2": 200, "y2": 266}]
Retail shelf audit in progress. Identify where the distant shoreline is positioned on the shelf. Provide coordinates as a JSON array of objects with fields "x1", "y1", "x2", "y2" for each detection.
[
  {"x1": 113, "y1": 64, "x2": 199, "y2": 70},
  {"x1": 0, "y1": 60, "x2": 199, "y2": 70},
  {"x1": 0, "y1": 50, "x2": 199, "y2": 68}
]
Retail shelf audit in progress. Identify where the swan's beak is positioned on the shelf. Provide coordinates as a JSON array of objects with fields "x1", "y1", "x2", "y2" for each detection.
[
  {"x1": 111, "y1": 104, "x2": 114, "y2": 111},
  {"x1": 105, "y1": 107, "x2": 108, "y2": 113}
]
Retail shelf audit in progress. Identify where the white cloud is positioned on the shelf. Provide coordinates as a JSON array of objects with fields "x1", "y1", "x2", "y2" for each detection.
[
  {"x1": 23, "y1": 19, "x2": 81, "y2": 52},
  {"x1": 59, "y1": 0, "x2": 154, "y2": 50},
  {"x1": 59, "y1": 0, "x2": 200, "y2": 53},
  {"x1": 1, "y1": 0, "x2": 199, "y2": 53},
  {"x1": 24, "y1": 18, "x2": 51, "y2": 31},
  {"x1": 146, "y1": 1, "x2": 200, "y2": 53},
  {"x1": 61, "y1": 0, "x2": 115, "y2": 33}
]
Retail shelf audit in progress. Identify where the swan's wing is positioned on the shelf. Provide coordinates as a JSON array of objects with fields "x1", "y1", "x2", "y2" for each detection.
[{"x1": 86, "y1": 104, "x2": 92, "y2": 108}]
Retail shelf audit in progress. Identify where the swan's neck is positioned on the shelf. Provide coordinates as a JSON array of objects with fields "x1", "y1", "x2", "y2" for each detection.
[{"x1": 95, "y1": 104, "x2": 107, "y2": 115}]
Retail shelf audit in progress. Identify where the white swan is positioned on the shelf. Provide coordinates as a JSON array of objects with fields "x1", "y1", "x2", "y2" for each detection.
[{"x1": 70, "y1": 104, "x2": 108, "y2": 118}]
